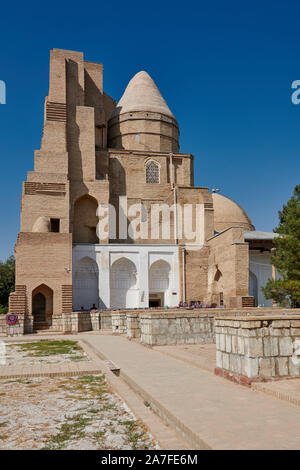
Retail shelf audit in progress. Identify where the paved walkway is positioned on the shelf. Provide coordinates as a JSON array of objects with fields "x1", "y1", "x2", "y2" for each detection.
[
  {"x1": 82, "y1": 333, "x2": 300, "y2": 450},
  {"x1": 154, "y1": 343, "x2": 216, "y2": 373}
]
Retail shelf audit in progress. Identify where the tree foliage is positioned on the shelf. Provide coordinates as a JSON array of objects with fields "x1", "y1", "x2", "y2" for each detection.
[
  {"x1": 262, "y1": 185, "x2": 300, "y2": 307},
  {"x1": 0, "y1": 255, "x2": 15, "y2": 308}
]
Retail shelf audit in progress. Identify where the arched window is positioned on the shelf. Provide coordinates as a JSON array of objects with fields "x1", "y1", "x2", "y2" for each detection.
[{"x1": 146, "y1": 160, "x2": 160, "y2": 184}]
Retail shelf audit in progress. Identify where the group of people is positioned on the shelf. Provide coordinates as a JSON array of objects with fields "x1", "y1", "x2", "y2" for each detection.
[
  {"x1": 178, "y1": 301, "x2": 221, "y2": 309},
  {"x1": 78, "y1": 302, "x2": 224, "y2": 311}
]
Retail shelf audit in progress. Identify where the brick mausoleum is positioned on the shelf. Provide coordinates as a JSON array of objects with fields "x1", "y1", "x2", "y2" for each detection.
[{"x1": 9, "y1": 48, "x2": 278, "y2": 333}]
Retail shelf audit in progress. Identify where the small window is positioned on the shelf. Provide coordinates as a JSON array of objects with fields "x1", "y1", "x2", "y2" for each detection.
[
  {"x1": 50, "y1": 218, "x2": 60, "y2": 232},
  {"x1": 146, "y1": 160, "x2": 159, "y2": 184}
]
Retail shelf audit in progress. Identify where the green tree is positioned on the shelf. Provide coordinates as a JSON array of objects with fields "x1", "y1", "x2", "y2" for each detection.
[
  {"x1": 262, "y1": 185, "x2": 300, "y2": 307},
  {"x1": 0, "y1": 255, "x2": 15, "y2": 309}
]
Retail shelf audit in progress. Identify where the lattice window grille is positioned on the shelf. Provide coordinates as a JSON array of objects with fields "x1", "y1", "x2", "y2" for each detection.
[{"x1": 146, "y1": 161, "x2": 160, "y2": 183}]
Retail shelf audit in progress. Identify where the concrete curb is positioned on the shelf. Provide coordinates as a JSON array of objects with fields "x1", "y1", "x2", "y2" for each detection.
[{"x1": 252, "y1": 382, "x2": 300, "y2": 408}]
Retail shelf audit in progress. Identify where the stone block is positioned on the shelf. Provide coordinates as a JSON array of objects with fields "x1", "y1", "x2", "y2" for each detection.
[
  {"x1": 271, "y1": 320, "x2": 290, "y2": 328},
  {"x1": 244, "y1": 337, "x2": 263, "y2": 358},
  {"x1": 225, "y1": 334, "x2": 232, "y2": 353},
  {"x1": 275, "y1": 357, "x2": 289, "y2": 376},
  {"x1": 240, "y1": 329, "x2": 258, "y2": 338},
  {"x1": 240, "y1": 321, "x2": 261, "y2": 329},
  {"x1": 263, "y1": 336, "x2": 278, "y2": 357},
  {"x1": 222, "y1": 353, "x2": 230, "y2": 370},
  {"x1": 229, "y1": 354, "x2": 242, "y2": 374},
  {"x1": 219, "y1": 333, "x2": 225, "y2": 351},
  {"x1": 242, "y1": 357, "x2": 259, "y2": 378},
  {"x1": 231, "y1": 335, "x2": 238, "y2": 354},
  {"x1": 228, "y1": 327, "x2": 237, "y2": 335},
  {"x1": 279, "y1": 337, "x2": 293, "y2": 356},
  {"x1": 237, "y1": 336, "x2": 245, "y2": 355},
  {"x1": 288, "y1": 357, "x2": 300, "y2": 376},
  {"x1": 269, "y1": 328, "x2": 283, "y2": 337},
  {"x1": 291, "y1": 328, "x2": 300, "y2": 336},
  {"x1": 216, "y1": 350, "x2": 223, "y2": 368},
  {"x1": 259, "y1": 358, "x2": 276, "y2": 377}
]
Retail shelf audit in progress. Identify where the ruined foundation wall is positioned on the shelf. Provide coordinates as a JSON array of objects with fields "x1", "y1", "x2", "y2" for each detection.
[
  {"x1": 215, "y1": 314, "x2": 300, "y2": 383},
  {"x1": 140, "y1": 312, "x2": 215, "y2": 346}
]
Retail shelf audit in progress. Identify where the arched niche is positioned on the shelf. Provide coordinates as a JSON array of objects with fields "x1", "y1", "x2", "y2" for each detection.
[
  {"x1": 73, "y1": 195, "x2": 98, "y2": 243},
  {"x1": 32, "y1": 284, "x2": 53, "y2": 326},
  {"x1": 110, "y1": 257, "x2": 138, "y2": 309},
  {"x1": 149, "y1": 259, "x2": 171, "y2": 307},
  {"x1": 73, "y1": 256, "x2": 99, "y2": 311}
]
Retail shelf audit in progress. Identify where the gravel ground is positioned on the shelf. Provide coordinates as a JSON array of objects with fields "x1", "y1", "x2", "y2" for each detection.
[
  {"x1": 0, "y1": 374, "x2": 158, "y2": 450},
  {"x1": 2, "y1": 340, "x2": 89, "y2": 366}
]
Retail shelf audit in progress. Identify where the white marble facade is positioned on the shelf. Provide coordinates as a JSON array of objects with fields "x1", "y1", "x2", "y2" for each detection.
[{"x1": 72, "y1": 244, "x2": 180, "y2": 310}]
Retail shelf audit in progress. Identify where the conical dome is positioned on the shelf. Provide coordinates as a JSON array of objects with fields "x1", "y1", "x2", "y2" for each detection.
[
  {"x1": 111, "y1": 71, "x2": 175, "y2": 118},
  {"x1": 108, "y1": 71, "x2": 179, "y2": 153}
]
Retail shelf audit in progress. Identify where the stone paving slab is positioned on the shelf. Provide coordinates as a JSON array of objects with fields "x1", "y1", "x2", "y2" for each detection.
[
  {"x1": 153, "y1": 344, "x2": 216, "y2": 373},
  {"x1": 82, "y1": 333, "x2": 300, "y2": 450}
]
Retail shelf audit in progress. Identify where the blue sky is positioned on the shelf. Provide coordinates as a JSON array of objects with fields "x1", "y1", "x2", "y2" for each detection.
[{"x1": 0, "y1": 0, "x2": 300, "y2": 260}]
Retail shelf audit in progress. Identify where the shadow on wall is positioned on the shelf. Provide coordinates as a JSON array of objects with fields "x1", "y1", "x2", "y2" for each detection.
[
  {"x1": 73, "y1": 195, "x2": 98, "y2": 243},
  {"x1": 109, "y1": 158, "x2": 134, "y2": 244}
]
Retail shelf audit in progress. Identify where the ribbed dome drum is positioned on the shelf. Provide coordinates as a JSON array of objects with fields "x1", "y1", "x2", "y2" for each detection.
[{"x1": 108, "y1": 71, "x2": 179, "y2": 152}]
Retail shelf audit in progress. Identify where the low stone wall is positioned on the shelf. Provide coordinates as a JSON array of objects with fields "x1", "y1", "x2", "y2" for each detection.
[
  {"x1": 111, "y1": 312, "x2": 127, "y2": 334},
  {"x1": 99, "y1": 311, "x2": 112, "y2": 329},
  {"x1": 51, "y1": 312, "x2": 100, "y2": 333},
  {"x1": 126, "y1": 313, "x2": 140, "y2": 339},
  {"x1": 215, "y1": 315, "x2": 300, "y2": 384},
  {"x1": 140, "y1": 311, "x2": 215, "y2": 346},
  {"x1": 0, "y1": 314, "x2": 25, "y2": 336}
]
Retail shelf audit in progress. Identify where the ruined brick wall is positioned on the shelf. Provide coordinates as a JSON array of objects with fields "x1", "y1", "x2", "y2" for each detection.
[{"x1": 207, "y1": 227, "x2": 250, "y2": 307}]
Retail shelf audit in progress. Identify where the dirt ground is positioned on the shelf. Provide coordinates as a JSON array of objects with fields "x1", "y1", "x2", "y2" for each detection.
[
  {"x1": 0, "y1": 374, "x2": 157, "y2": 450},
  {"x1": 0, "y1": 340, "x2": 158, "y2": 450},
  {"x1": 2, "y1": 339, "x2": 90, "y2": 366}
]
